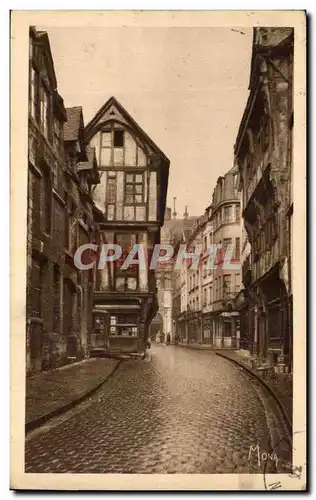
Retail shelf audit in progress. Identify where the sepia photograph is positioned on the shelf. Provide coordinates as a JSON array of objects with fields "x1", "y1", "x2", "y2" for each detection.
[{"x1": 10, "y1": 10, "x2": 306, "y2": 491}]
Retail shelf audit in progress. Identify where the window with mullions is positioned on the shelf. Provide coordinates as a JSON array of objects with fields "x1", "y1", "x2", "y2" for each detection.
[
  {"x1": 109, "y1": 315, "x2": 138, "y2": 337},
  {"x1": 124, "y1": 173, "x2": 144, "y2": 203},
  {"x1": 100, "y1": 128, "x2": 125, "y2": 166}
]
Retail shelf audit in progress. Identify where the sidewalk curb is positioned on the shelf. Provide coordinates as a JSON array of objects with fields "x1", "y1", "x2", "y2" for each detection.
[
  {"x1": 216, "y1": 352, "x2": 292, "y2": 437},
  {"x1": 176, "y1": 343, "x2": 237, "y2": 351},
  {"x1": 25, "y1": 359, "x2": 122, "y2": 435}
]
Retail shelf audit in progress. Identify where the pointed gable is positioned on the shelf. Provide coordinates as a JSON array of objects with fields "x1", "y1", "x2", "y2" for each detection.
[
  {"x1": 84, "y1": 96, "x2": 170, "y2": 225},
  {"x1": 84, "y1": 96, "x2": 169, "y2": 162}
]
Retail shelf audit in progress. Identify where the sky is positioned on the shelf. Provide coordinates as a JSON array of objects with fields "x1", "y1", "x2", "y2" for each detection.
[{"x1": 42, "y1": 26, "x2": 253, "y2": 217}]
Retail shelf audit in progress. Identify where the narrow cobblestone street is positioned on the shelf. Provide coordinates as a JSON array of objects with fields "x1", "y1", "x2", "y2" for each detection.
[{"x1": 25, "y1": 345, "x2": 287, "y2": 474}]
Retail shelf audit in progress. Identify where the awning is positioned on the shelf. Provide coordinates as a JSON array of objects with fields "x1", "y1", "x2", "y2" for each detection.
[{"x1": 93, "y1": 304, "x2": 141, "y2": 314}]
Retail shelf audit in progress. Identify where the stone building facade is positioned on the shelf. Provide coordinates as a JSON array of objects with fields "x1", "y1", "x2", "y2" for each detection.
[
  {"x1": 174, "y1": 166, "x2": 241, "y2": 348},
  {"x1": 210, "y1": 166, "x2": 241, "y2": 348},
  {"x1": 234, "y1": 27, "x2": 294, "y2": 371},
  {"x1": 26, "y1": 27, "x2": 100, "y2": 374},
  {"x1": 84, "y1": 96, "x2": 169, "y2": 354}
]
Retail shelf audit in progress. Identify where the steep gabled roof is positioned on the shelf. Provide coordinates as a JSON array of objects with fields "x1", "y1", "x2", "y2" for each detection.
[
  {"x1": 30, "y1": 27, "x2": 57, "y2": 90},
  {"x1": 84, "y1": 96, "x2": 169, "y2": 163},
  {"x1": 64, "y1": 106, "x2": 83, "y2": 142},
  {"x1": 84, "y1": 95, "x2": 170, "y2": 225},
  {"x1": 30, "y1": 27, "x2": 67, "y2": 122}
]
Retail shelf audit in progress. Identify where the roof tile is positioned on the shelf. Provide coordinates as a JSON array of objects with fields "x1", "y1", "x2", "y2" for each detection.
[{"x1": 64, "y1": 106, "x2": 82, "y2": 142}]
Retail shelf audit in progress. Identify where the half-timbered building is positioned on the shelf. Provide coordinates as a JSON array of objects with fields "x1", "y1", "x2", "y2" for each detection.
[{"x1": 84, "y1": 97, "x2": 170, "y2": 354}]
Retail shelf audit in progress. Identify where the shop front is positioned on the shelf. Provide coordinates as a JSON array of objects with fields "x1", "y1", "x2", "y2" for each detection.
[
  {"x1": 91, "y1": 302, "x2": 142, "y2": 354},
  {"x1": 202, "y1": 314, "x2": 213, "y2": 345},
  {"x1": 213, "y1": 311, "x2": 240, "y2": 349},
  {"x1": 250, "y1": 264, "x2": 291, "y2": 368},
  {"x1": 187, "y1": 316, "x2": 201, "y2": 343}
]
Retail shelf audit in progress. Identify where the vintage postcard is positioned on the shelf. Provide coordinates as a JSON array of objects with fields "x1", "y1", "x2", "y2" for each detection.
[{"x1": 10, "y1": 10, "x2": 306, "y2": 491}]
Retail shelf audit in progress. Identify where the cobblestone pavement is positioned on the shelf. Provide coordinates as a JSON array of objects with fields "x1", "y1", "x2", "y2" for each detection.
[{"x1": 25, "y1": 345, "x2": 290, "y2": 474}]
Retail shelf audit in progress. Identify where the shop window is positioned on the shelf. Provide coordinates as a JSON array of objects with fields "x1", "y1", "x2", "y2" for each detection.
[
  {"x1": 94, "y1": 316, "x2": 105, "y2": 335},
  {"x1": 109, "y1": 314, "x2": 138, "y2": 337}
]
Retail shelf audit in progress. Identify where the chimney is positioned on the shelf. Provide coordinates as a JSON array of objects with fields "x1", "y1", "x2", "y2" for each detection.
[
  {"x1": 183, "y1": 206, "x2": 189, "y2": 220},
  {"x1": 165, "y1": 207, "x2": 172, "y2": 221},
  {"x1": 172, "y1": 197, "x2": 177, "y2": 219}
]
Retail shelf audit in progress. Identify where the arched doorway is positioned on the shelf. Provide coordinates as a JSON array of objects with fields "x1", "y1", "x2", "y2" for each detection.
[{"x1": 149, "y1": 312, "x2": 163, "y2": 342}]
